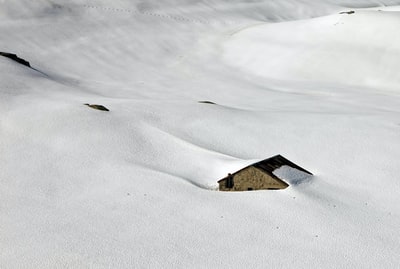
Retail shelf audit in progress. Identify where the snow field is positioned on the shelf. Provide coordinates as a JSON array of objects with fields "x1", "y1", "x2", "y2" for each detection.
[{"x1": 1, "y1": 1, "x2": 400, "y2": 268}]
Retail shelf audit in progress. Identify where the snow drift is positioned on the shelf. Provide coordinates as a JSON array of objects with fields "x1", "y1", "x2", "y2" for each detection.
[{"x1": 1, "y1": 0, "x2": 400, "y2": 268}]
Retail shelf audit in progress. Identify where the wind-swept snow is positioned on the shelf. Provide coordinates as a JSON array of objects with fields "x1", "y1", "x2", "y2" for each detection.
[
  {"x1": 223, "y1": 10, "x2": 400, "y2": 89},
  {"x1": 1, "y1": 1, "x2": 400, "y2": 268}
]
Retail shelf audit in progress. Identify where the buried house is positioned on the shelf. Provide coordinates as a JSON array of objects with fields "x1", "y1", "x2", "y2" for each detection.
[{"x1": 218, "y1": 155, "x2": 312, "y2": 191}]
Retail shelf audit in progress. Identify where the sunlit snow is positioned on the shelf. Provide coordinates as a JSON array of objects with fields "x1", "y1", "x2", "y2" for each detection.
[{"x1": 1, "y1": 0, "x2": 400, "y2": 268}]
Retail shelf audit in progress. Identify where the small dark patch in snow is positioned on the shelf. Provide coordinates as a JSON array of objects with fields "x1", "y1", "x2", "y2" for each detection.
[
  {"x1": 339, "y1": 11, "x2": 355, "y2": 15},
  {"x1": 198, "y1": 101, "x2": 216, "y2": 105},
  {"x1": 84, "y1": 104, "x2": 110, "y2": 111},
  {"x1": 42, "y1": 2, "x2": 74, "y2": 16},
  {"x1": 137, "y1": 2, "x2": 153, "y2": 12},
  {"x1": 0, "y1": 52, "x2": 31, "y2": 67}
]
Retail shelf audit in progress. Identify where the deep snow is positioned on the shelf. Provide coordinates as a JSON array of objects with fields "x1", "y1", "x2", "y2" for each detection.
[{"x1": 1, "y1": 0, "x2": 400, "y2": 268}]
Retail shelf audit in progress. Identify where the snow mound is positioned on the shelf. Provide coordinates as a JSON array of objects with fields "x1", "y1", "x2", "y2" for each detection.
[{"x1": 223, "y1": 10, "x2": 400, "y2": 90}]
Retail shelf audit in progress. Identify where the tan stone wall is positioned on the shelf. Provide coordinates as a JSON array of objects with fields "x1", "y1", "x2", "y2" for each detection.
[{"x1": 219, "y1": 166, "x2": 288, "y2": 191}]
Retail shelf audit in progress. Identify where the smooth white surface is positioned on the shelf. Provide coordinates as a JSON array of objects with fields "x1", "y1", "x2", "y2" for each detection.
[{"x1": 1, "y1": 1, "x2": 400, "y2": 268}]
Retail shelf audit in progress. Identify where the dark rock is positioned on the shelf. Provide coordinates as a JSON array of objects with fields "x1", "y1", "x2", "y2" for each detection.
[
  {"x1": 84, "y1": 103, "x2": 110, "y2": 111},
  {"x1": 198, "y1": 101, "x2": 216, "y2": 105},
  {"x1": 0, "y1": 52, "x2": 31, "y2": 67},
  {"x1": 339, "y1": 11, "x2": 355, "y2": 14}
]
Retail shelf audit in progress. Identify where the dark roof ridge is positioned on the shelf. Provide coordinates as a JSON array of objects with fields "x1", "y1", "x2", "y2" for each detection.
[
  {"x1": 217, "y1": 154, "x2": 312, "y2": 183},
  {"x1": 257, "y1": 154, "x2": 313, "y2": 175}
]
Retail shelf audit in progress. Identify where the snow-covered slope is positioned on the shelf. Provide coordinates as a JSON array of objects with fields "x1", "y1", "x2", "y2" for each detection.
[
  {"x1": 1, "y1": 1, "x2": 400, "y2": 268},
  {"x1": 224, "y1": 10, "x2": 400, "y2": 89}
]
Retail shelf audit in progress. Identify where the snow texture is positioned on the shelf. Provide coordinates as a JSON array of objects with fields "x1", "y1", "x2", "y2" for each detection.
[{"x1": 1, "y1": 0, "x2": 400, "y2": 268}]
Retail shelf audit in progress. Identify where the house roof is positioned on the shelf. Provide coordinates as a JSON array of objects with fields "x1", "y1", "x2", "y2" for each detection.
[
  {"x1": 218, "y1": 154, "x2": 312, "y2": 182},
  {"x1": 253, "y1": 155, "x2": 313, "y2": 175}
]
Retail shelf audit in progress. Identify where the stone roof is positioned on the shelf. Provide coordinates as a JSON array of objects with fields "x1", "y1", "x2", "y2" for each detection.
[
  {"x1": 253, "y1": 155, "x2": 312, "y2": 175},
  {"x1": 218, "y1": 154, "x2": 312, "y2": 182}
]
